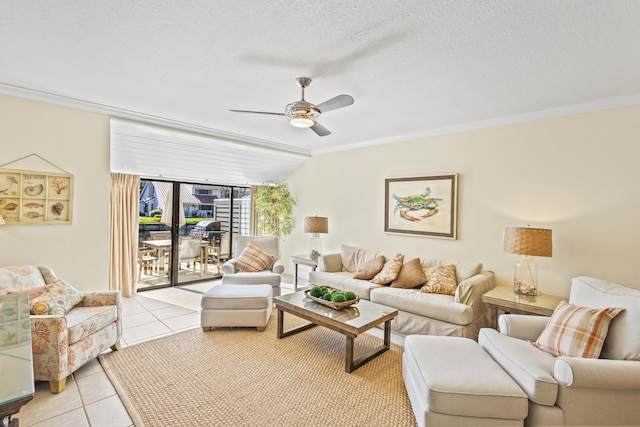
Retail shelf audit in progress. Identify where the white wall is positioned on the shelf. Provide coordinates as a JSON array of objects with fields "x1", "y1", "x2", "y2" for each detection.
[
  {"x1": 0, "y1": 94, "x2": 111, "y2": 291},
  {"x1": 2, "y1": 92, "x2": 639, "y2": 298},
  {"x1": 282, "y1": 105, "x2": 640, "y2": 297}
]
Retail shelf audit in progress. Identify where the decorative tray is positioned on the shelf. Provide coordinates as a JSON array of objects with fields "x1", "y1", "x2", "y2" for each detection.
[{"x1": 304, "y1": 286, "x2": 360, "y2": 310}]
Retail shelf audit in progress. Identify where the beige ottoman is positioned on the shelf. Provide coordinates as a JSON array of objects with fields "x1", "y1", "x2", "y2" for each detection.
[
  {"x1": 201, "y1": 284, "x2": 273, "y2": 331},
  {"x1": 403, "y1": 335, "x2": 528, "y2": 426}
]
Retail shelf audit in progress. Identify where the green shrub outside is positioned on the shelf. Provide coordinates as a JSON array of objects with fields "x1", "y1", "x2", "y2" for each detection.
[{"x1": 138, "y1": 217, "x2": 210, "y2": 224}]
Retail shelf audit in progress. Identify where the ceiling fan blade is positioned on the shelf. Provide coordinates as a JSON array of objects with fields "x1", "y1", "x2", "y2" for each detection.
[
  {"x1": 315, "y1": 94, "x2": 354, "y2": 114},
  {"x1": 310, "y1": 122, "x2": 331, "y2": 137},
  {"x1": 229, "y1": 109, "x2": 284, "y2": 116}
]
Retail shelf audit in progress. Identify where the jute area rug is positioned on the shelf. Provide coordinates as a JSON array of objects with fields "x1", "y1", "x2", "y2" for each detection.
[{"x1": 99, "y1": 315, "x2": 416, "y2": 427}]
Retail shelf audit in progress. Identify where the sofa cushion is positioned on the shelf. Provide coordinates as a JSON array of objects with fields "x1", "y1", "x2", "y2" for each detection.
[
  {"x1": 419, "y1": 259, "x2": 482, "y2": 284},
  {"x1": 233, "y1": 243, "x2": 275, "y2": 272},
  {"x1": 340, "y1": 245, "x2": 400, "y2": 273},
  {"x1": 421, "y1": 264, "x2": 457, "y2": 295},
  {"x1": 30, "y1": 279, "x2": 83, "y2": 315},
  {"x1": 66, "y1": 305, "x2": 118, "y2": 345},
  {"x1": 353, "y1": 255, "x2": 385, "y2": 280},
  {"x1": 309, "y1": 271, "x2": 383, "y2": 300},
  {"x1": 8, "y1": 284, "x2": 52, "y2": 300},
  {"x1": 479, "y1": 328, "x2": 558, "y2": 406},
  {"x1": 390, "y1": 258, "x2": 425, "y2": 289},
  {"x1": 569, "y1": 276, "x2": 640, "y2": 361},
  {"x1": 371, "y1": 255, "x2": 404, "y2": 285},
  {"x1": 535, "y1": 301, "x2": 623, "y2": 358},
  {"x1": 371, "y1": 287, "x2": 473, "y2": 325},
  {"x1": 0, "y1": 265, "x2": 47, "y2": 293}
]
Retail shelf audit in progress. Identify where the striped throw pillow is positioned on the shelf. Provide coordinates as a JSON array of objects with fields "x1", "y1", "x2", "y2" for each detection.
[
  {"x1": 233, "y1": 243, "x2": 275, "y2": 273},
  {"x1": 535, "y1": 301, "x2": 624, "y2": 358}
]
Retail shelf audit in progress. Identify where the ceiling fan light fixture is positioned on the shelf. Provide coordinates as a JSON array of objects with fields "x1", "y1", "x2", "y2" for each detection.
[
  {"x1": 290, "y1": 116, "x2": 314, "y2": 128},
  {"x1": 230, "y1": 77, "x2": 353, "y2": 136}
]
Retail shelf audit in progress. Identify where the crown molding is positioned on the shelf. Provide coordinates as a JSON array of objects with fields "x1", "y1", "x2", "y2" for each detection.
[
  {"x1": 0, "y1": 82, "x2": 311, "y2": 158},
  {"x1": 312, "y1": 93, "x2": 640, "y2": 155}
]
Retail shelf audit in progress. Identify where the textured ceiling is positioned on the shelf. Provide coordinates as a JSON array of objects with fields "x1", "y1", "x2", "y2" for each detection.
[{"x1": 1, "y1": 1, "x2": 640, "y2": 155}]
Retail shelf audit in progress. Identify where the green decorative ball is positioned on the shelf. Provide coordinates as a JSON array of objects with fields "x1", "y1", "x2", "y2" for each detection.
[
  {"x1": 344, "y1": 292, "x2": 357, "y2": 301},
  {"x1": 331, "y1": 293, "x2": 347, "y2": 303},
  {"x1": 309, "y1": 287, "x2": 324, "y2": 298},
  {"x1": 322, "y1": 292, "x2": 332, "y2": 301}
]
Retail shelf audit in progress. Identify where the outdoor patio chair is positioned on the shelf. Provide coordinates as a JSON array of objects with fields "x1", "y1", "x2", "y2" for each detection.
[
  {"x1": 138, "y1": 246, "x2": 159, "y2": 276},
  {"x1": 178, "y1": 238, "x2": 203, "y2": 277}
]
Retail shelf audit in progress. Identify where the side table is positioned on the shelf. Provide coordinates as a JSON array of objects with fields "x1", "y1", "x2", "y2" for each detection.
[
  {"x1": 291, "y1": 254, "x2": 318, "y2": 291},
  {"x1": 1, "y1": 293, "x2": 35, "y2": 427},
  {"x1": 482, "y1": 286, "x2": 566, "y2": 330}
]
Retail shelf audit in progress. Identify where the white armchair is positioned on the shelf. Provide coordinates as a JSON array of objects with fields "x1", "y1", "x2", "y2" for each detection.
[
  {"x1": 221, "y1": 236, "x2": 284, "y2": 296},
  {"x1": 479, "y1": 277, "x2": 640, "y2": 426}
]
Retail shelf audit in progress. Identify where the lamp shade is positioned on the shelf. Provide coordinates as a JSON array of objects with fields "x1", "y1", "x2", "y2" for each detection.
[
  {"x1": 504, "y1": 227, "x2": 552, "y2": 257},
  {"x1": 304, "y1": 216, "x2": 328, "y2": 234}
]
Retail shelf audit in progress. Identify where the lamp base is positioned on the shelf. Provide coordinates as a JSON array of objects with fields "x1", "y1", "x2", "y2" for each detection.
[
  {"x1": 309, "y1": 233, "x2": 322, "y2": 260},
  {"x1": 513, "y1": 255, "x2": 539, "y2": 297}
]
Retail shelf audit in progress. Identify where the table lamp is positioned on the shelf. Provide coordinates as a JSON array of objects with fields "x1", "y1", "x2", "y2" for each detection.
[
  {"x1": 503, "y1": 226, "x2": 552, "y2": 296},
  {"x1": 304, "y1": 216, "x2": 328, "y2": 260}
]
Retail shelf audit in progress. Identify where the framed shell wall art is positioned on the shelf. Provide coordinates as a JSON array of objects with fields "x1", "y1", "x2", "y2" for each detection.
[{"x1": 0, "y1": 168, "x2": 73, "y2": 224}]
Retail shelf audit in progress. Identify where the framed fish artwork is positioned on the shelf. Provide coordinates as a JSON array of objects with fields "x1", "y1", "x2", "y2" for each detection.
[
  {"x1": 385, "y1": 174, "x2": 458, "y2": 239},
  {"x1": 0, "y1": 168, "x2": 73, "y2": 224}
]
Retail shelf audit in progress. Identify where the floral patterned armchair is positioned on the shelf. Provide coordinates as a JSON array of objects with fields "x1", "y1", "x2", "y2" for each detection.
[{"x1": 0, "y1": 265, "x2": 121, "y2": 393}]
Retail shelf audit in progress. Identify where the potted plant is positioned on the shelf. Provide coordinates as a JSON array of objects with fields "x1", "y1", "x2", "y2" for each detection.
[{"x1": 254, "y1": 183, "x2": 296, "y2": 239}]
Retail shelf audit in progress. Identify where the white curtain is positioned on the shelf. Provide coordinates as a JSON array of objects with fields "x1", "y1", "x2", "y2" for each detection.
[
  {"x1": 161, "y1": 184, "x2": 186, "y2": 228},
  {"x1": 109, "y1": 173, "x2": 140, "y2": 297}
]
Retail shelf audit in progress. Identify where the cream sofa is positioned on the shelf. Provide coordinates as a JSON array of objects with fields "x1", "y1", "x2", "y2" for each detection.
[
  {"x1": 308, "y1": 245, "x2": 495, "y2": 339},
  {"x1": 0, "y1": 265, "x2": 122, "y2": 393},
  {"x1": 478, "y1": 276, "x2": 640, "y2": 426}
]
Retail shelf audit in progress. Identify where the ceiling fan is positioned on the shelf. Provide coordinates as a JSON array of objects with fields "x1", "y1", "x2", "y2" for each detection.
[{"x1": 230, "y1": 77, "x2": 354, "y2": 137}]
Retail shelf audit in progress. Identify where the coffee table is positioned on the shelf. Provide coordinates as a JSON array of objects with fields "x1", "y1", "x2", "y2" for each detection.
[{"x1": 273, "y1": 291, "x2": 398, "y2": 373}]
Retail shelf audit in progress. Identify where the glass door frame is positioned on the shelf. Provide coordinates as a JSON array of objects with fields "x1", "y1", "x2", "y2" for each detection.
[{"x1": 138, "y1": 179, "x2": 249, "y2": 291}]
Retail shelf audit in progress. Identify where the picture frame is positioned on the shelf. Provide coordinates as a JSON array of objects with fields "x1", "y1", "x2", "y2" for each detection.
[
  {"x1": 385, "y1": 174, "x2": 458, "y2": 239},
  {"x1": 0, "y1": 168, "x2": 73, "y2": 224}
]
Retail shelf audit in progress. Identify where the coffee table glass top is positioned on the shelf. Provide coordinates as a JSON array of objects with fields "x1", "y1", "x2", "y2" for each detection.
[{"x1": 274, "y1": 291, "x2": 397, "y2": 330}]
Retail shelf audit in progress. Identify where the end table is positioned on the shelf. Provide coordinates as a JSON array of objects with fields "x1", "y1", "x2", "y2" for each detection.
[
  {"x1": 1, "y1": 293, "x2": 34, "y2": 427},
  {"x1": 291, "y1": 254, "x2": 318, "y2": 291},
  {"x1": 482, "y1": 286, "x2": 566, "y2": 330}
]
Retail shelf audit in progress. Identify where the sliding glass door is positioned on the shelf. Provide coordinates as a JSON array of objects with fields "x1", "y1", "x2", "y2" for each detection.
[{"x1": 137, "y1": 179, "x2": 250, "y2": 291}]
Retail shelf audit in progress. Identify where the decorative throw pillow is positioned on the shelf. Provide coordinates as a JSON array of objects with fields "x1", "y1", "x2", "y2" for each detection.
[
  {"x1": 233, "y1": 243, "x2": 275, "y2": 273},
  {"x1": 8, "y1": 284, "x2": 52, "y2": 300},
  {"x1": 353, "y1": 255, "x2": 385, "y2": 280},
  {"x1": 370, "y1": 255, "x2": 404, "y2": 285},
  {"x1": 30, "y1": 279, "x2": 83, "y2": 315},
  {"x1": 391, "y1": 258, "x2": 427, "y2": 288},
  {"x1": 420, "y1": 264, "x2": 458, "y2": 295},
  {"x1": 535, "y1": 301, "x2": 624, "y2": 358}
]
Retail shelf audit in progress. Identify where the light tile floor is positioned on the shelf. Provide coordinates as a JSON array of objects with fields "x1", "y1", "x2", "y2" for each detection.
[{"x1": 13, "y1": 275, "x2": 403, "y2": 426}]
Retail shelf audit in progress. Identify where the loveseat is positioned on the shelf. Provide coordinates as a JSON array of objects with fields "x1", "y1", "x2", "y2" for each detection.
[
  {"x1": 478, "y1": 276, "x2": 640, "y2": 426},
  {"x1": 308, "y1": 245, "x2": 495, "y2": 339},
  {"x1": 0, "y1": 265, "x2": 122, "y2": 393}
]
